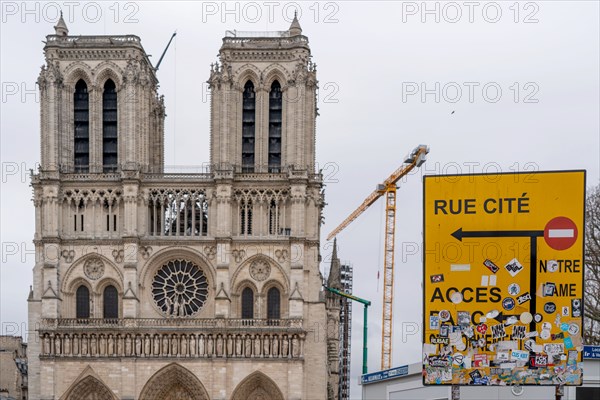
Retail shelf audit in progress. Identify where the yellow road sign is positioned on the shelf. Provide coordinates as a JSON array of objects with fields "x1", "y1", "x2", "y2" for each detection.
[{"x1": 423, "y1": 170, "x2": 585, "y2": 386}]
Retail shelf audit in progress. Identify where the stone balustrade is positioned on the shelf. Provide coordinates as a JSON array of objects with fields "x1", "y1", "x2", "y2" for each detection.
[{"x1": 46, "y1": 35, "x2": 143, "y2": 48}]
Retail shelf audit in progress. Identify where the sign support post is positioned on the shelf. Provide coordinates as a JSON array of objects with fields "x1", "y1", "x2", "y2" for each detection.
[
  {"x1": 555, "y1": 384, "x2": 564, "y2": 400},
  {"x1": 451, "y1": 384, "x2": 460, "y2": 400}
]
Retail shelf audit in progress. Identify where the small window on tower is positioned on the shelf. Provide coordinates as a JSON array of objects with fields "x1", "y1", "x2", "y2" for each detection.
[
  {"x1": 76, "y1": 285, "x2": 90, "y2": 319},
  {"x1": 269, "y1": 199, "x2": 279, "y2": 235},
  {"x1": 241, "y1": 287, "x2": 254, "y2": 319},
  {"x1": 240, "y1": 199, "x2": 253, "y2": 235},
  {"x1": 103, "y1": 285, "x2": 118, "y2": 319},
  {"x1": 267, "y1": 287, "x2": 281, "y2": 321}
]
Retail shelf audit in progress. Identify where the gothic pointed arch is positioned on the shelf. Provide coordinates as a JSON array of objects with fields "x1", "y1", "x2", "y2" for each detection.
[
  {"x1": 233, "y1": 64, "x2": 261, "y2": 88},
  {"x1": 138, "y1": 363, "x2": 210, "y2": 400},
  {"x1": 93, "y1": 61, "x2": 123, "y2": 89},
  {"x1": 62, "y1": 253, "x2": 124, "y2": 294},
  {"x1": 262, "y1": 64, "x2": 291, "y2": 87},
  {"x1": 64, "y1": 64, "x2": 93, "y2": 90},
  {"x1": 231, "y1": 371, "x2": 285, "y2": 400},
  {"x1": 60, "y1": 374, "x2": 117, "y2": 400},
  {"x1": 231, "y1": 254, "x2": 290, "y2": 295}
]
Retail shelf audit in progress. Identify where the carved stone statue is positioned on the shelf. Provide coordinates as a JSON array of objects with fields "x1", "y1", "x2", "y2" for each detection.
[
  {"x1": 235, "y1": 334, "x2": 242, "y2": 357},
  {"x1": 54, "y1": 334, "x2": 61, "y2": 355},
  {"x1": 153, "y1": 335, "x2": 160, "y2": 356},
  {"x1": 272, "y1": 335, "x2": 279, "y2": 357},
  {"x1": 72, "y1": 335, "x2": 79, "y2": 356},
  {"x1": 81, "y1": 335, "x2": 88, "y2": 356},
  {"x1": 144, "y1": 335, "x2": 151, "y2": 356},
  {"x1": 245, "y1": 335, "x2": 252, "y2": 358},
  {"x1": 227, "y1": 335, "x2": 233, "y2": 357},
  {"x1": 292, "y1": 335, "x2": 300, "y2": 358},
  {"x1": 107, "y1": 335, "x2": 114, "y2": 356},
  {"x1": 125, "y1": 335, "x2": 132, "y2": 356},
  {"x1": 253, "y1": 334, "x2": 261, "y2": 357},
  {"x1": 64, "y1": 335, "x2": 71, "y2": 356},
  {"x1": 99, "y1": 335, "x2": 106, "y2": 356},
  {"x1": 206, "y1": 335, "x2": 214, "y2": 356},
  {"x1": 116, "y1": 335, "x2": 123, "y2": 356},
  {"x1": 90, "y1": 335, "x2": 97, "y2": 356},
  {"x1": 43, "y1": 335, "x2": 50, "y2": 355},
  {"x1": 199, "y1": 335, "x2": 206, "y2": 356},
  {"x1": 282, "y1": 335, "x2": 289, "y2": 358},
  {"x1": 216, "y1": 334, "x2": 223, "y2": 357},
  {"x1": 135, "y1": 335, "x2": 142, "y2": 356},
  {"x1": 190, "y1": 335, "x2": 197, "y2": 357},
  {"x1": 171, "y1": 334, "x2": 178, "y2": 356},
  {"x1": 181, "y1": 335, "x2": 188, "y2": 357},
  {"x1": 263, "y1": 335, "x2": 270, "y2": 357},
  {"x1": 160, "y1": 335, "x2": 168, "y2": 356}
]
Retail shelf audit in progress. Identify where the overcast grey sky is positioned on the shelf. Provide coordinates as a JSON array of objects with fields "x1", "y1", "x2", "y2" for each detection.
[{"x1": 1, "y1": 0, "x2": 599, "y2": 396}]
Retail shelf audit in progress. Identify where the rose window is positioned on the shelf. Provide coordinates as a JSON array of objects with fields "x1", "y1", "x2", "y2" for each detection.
[{"x1": 152, "y1": 260, "x2": 208, "y2": 317}]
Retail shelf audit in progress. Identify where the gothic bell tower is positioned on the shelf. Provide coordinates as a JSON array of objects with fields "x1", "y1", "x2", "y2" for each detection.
[
  {"x1": 37, "y1": 13, "x2": 165, "y2": 174},
  {"x1": 208, "y1": 14, "x2": 317, "y2": 173}
]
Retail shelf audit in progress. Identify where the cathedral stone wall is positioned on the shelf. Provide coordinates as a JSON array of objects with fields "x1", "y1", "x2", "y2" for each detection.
[{"x1": 28, "y1": 14, "x2": 339, "y2": 400}]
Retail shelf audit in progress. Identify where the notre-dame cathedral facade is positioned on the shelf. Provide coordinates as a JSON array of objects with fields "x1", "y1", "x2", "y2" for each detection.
[{"x1": 28, "y1": 14, "x2": 342, "y2": 400}]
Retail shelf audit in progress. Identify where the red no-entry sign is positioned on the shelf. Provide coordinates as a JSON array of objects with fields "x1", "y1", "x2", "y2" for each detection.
[{"x1": 544, "y1": 216, "x2": 578, "y2": 250}]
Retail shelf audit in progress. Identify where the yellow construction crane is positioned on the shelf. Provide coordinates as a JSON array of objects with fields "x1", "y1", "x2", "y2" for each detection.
[{"x1": 327, "y1": 144, "x2": 429, "y2": 370}]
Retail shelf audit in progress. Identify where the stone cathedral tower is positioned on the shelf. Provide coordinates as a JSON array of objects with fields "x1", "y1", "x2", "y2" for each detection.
[{"x1": 28, "y1": 14, "x2": 339, "y2": 400}]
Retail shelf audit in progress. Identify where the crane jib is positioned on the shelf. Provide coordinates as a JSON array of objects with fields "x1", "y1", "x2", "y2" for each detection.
[{"x1": 324, "y1": 144, "x2": 429, "y2": 370}]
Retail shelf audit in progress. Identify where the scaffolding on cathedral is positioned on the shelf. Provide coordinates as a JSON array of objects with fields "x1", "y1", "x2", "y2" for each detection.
[{"x1": 339, "y1": 263, "x2": 353, "y2": 400}]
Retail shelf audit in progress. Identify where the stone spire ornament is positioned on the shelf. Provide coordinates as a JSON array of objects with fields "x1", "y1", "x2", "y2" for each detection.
[
  {"x1": 54, "y1": 11, "x2": 69, "y2": 36},
  {"x1": 289, "y1": 11, "x2": 302, "y2": 36},
  {"x1": 327, "y1": 238, "x2": 341, "y2": 289}
]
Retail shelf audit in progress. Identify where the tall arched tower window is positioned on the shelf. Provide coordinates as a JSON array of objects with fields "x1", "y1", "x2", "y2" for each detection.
[
  {"x1": 241, "y1": 287, "x2": 254, "y2": 319},
  {"x1": 103, "y1": 285, "x2": 118, "y2": 319},
  {"x1": 73, "y1": 80, "x2": 89, "y2": 172},
  {"x1": 267, "y1": 287, "x2": 281, "y2": 320},
  {"x1": 241, "y1": 80, "x2": 256, "y2": 172},
  {"x1": 268, "y1": 80, "x2": 282, "y2": 173},
  {"x1": 76, "y1": 285, "x2": 90, "y2": 318},
  {"x1": 102, "y1": 79, "x2": 118, "y2": 172}
]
